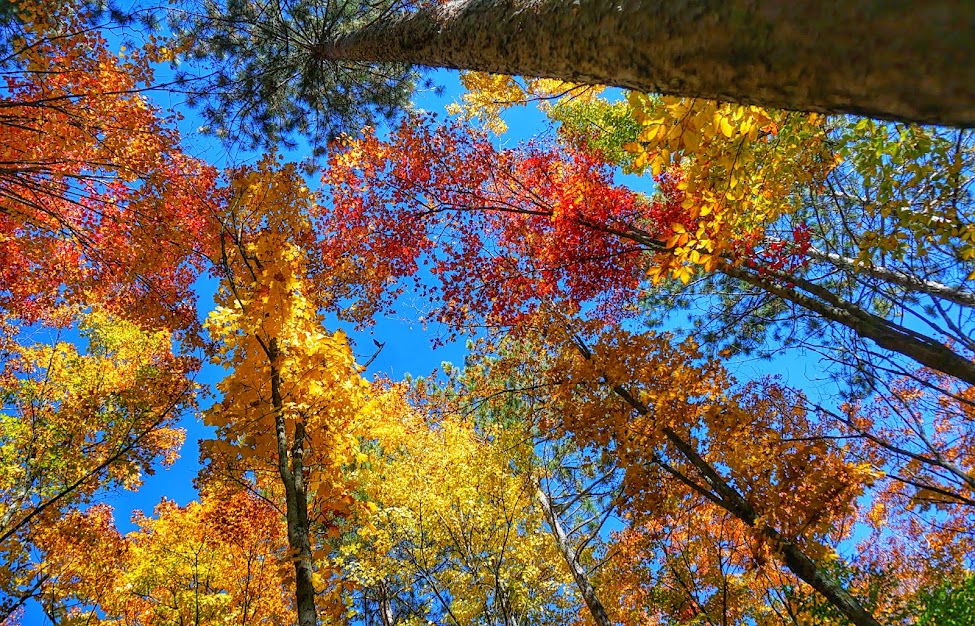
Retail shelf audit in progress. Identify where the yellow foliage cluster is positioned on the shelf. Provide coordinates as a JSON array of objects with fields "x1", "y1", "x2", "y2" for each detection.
[
  {"x1": 622, "y1": 95, "x2": 835, "y2": 283},
  {"x1": 203, "y1": 158, "x2": 374, "y2": 517},
  {"x1": 0, "y1": 311, "x2": 193, "y2": 620},
  {"x1": 338, "y1": 406, "x2": 578, "y2": 623},
  {"x1": 448, "y1": 71, "x2": 601, "y2": 134}
]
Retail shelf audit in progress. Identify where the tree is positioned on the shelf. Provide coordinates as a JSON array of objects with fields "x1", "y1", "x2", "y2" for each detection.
[
  {"x1": 436, "y1": 341, "x2": 627, "y2": 626},
  {"x1": 34, "y1": 490, "x2": 292, "y2": 625},
  {"x1": 175, "y1": 0, "x2": 975, "y2": 151},
  {"x1": 592, "y1": 96, "x2": 975, "y2": 388},
  {"x1": 171, "y1": 0, "x2": 419, "y2": 152},
  {"x1": 338, "y1": 396, "x2": 581, "y2": 625},
  {"x1": 202, "y1": 156, "x2": 389, "y2": 626},
  {"x1": 317, "y1": 113, "x2": 975, "y2": 625},
  {"x1": 0, "y1": 311, "x2": 194, "y2": 621},
  {"x1": 0, "y1": 0, "x2": 217, "y2": 337},
  {"x1": 324, "y1": 104, "x2": 975, "y2": 425},
  {"x1": 430, "y1": 88, "x2": 975, "y2": 397}
]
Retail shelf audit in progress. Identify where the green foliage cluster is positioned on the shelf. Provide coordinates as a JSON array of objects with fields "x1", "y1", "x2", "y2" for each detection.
[{"x1": 172, "y1": 0, "x2": 420, "y2": 154}]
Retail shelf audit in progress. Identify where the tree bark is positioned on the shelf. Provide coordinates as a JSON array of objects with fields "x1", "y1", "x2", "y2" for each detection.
[
  {"x1": 535, "y1": 483, "x2": 613, "y2": 626},
  {"x1": 377, "y1": 582, "x2": 396, "y2": 626},
  {"x1": 269, "y1": 339, "x2": 318, "y2": 626},
  {"x1": 321, "y1": 0, "x2": 975, "y2": 127},
  {"x1": 721, "y1": 264, "x2": 975, "y2": 387}
]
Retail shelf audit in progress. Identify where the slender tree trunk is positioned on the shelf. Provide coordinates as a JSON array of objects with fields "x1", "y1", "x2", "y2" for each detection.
[
  {"x1": 269, "y1": 339, "x2": 318, "y2": 626},
  {"x1": 377, "y1": 582, "x2": 396, "y2": 626},
  {"x1": 321, "y1": 0, "x2": 975, "y2": 127},
  {"x1": 618, "y1": 227, "x2": 975, "y2": 387},
  {"x1": 800, "y1": 244, "x2": 975, "y2": 310},
  {"x1": 535, "y1": 483, "x2": 613, "y2": 626},
  {"x1": 721, "y1": 264, "x2": 975, "y2": 386}
]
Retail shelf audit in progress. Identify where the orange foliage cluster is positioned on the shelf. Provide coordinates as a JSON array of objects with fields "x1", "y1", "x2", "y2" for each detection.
[
  {"x1": 0, "y1": 0, "x2": 217, "y2": 333},
  {"x1": 36, "y1": 491, "x2": 291, "y2": 625}
]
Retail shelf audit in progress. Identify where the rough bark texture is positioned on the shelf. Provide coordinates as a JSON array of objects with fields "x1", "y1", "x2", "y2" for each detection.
[
  {"x1": 270, "y1": 340, "x2": 318, "y2": 626},
  {"x1": 322, "y1": 0, "x2": 975, "y2": 127},
  {"x1": 535, "y1": 484, "x2": 613, "y2": 626}
]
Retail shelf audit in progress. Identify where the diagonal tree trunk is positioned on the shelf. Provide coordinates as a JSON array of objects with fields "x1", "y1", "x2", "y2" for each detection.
[
  {"x1": 720, "y1": 264, "x2": 975, "y2": 387},
  {"x1": 321, "y1": 0, "x2": 975, "y2": 127},
  {"x1": 535, "y1": 482, "x2": 613, "y2": 626},
  {"x1": 568, "y1": 335, "x2": 883, "y2": 626}
]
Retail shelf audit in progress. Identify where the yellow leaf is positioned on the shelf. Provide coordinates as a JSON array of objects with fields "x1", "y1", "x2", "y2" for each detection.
[
  {"x1": 720, "y1": 117, "x2": 734, "y2": 138},
  {"x1": 622, "y1": 142, "x2": 643, "y2": 154}
]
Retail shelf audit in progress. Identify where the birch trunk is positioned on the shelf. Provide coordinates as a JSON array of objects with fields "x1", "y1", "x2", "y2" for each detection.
[{"x1": 534, "y1": 483, "x2": 612, "y2": 626}]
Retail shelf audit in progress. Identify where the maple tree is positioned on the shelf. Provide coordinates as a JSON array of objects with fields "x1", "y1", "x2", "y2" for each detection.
[
  {"x1": 0, "y1": 311, "x2": 193, "y2": 621},
  {"x1": 322, "y1": 117, "x2": 648, "y2": 332},
  {"x1": 495, "y1": 317, "x2": 883, "y2": 625},
  {"x1": 201, "y1": 156, "x2": 394, "y2": 626},
  {"x1": 0, "y1": 0, "x2": 217, "y2": 336},
  {"x1": 33, "y1": 490, "x2": 291, "y2": 625}
]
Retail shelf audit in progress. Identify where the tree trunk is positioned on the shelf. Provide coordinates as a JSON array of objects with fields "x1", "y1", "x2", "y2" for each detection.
[
  {"x1": 721, "y1": 264, "x2": 975, "y2": 387},
  {"x1": 619, "y1": 227, "x2": 975, "y2": 387},
  {"x1": 269, "y1": 339, "x2": 318, "y2": 626},
  {"x1": 535, "y1": 483, "x2": 613, "y2": 626},
  {"x1": 377, "y1": 582, "x2": 396, "y2": 626},
  {"x1": 322, "y1": 0, "x2": 975, "y2": 127}
]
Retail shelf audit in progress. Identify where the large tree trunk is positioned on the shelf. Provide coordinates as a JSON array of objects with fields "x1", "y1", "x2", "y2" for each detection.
[{"x1": 321, "y1": 0, "x2": 975, "y2": 127}]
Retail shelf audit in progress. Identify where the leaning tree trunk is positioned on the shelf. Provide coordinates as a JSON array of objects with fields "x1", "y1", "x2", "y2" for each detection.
[
  {"x1": 720, "y1": 264, "x2": 975, "y2": 387},
  {"x1": 321, "y1": 0, "x2": 975, "y2": 127},
  {"x1": 535, "y1": 483, "x2": 613, "y2": 626},
  {"x1": 568, "y1": 337, "x2": 883, "y2": 626}
]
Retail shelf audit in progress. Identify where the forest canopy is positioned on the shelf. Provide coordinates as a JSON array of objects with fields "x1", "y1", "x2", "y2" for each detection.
[{"x1": 0, "y1": 2, "x2": 973, "y2": 625}]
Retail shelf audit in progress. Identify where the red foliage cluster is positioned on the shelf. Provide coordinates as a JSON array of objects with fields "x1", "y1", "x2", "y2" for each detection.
[
  {"x1": 742, "y1": 224, "x2": 812, "y2": 279},
  {"x1": 323, "y1": 118, "x2": 649, "y2": 329},
  {"x1": 0, "y1": 6, "x2": 221, "y2": 336}
]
